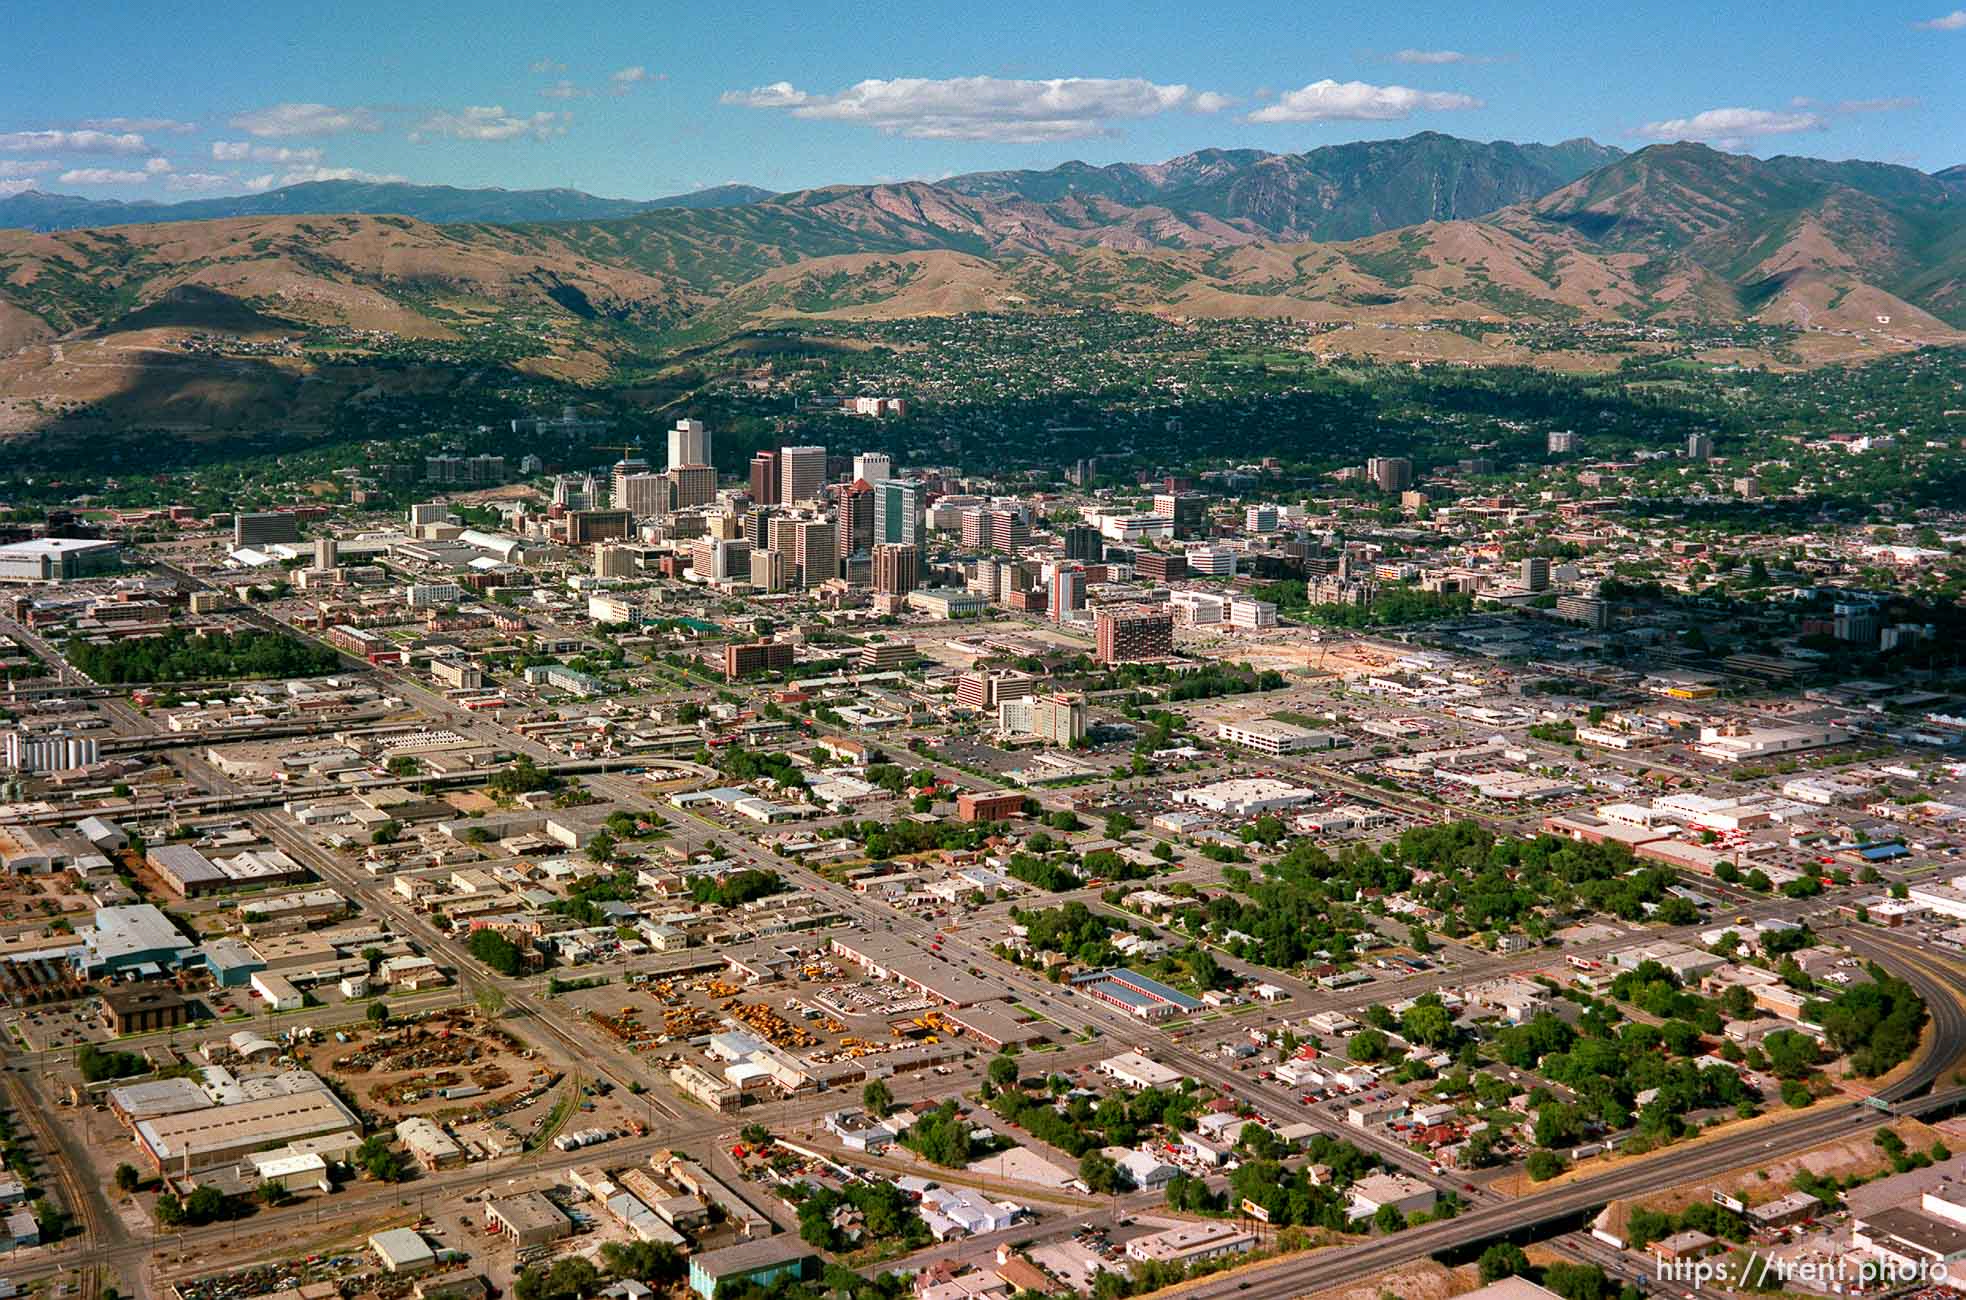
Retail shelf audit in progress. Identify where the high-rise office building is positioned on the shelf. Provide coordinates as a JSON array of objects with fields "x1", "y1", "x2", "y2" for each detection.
[
  {"x1": 779, "y1": 445, "x2": 827, "y2": 504},
  {"x1": 690, "y1": 537, "x2": 752, "y2": 583},
  {"x1": 1050, "y1": 566, "x2": 1086, "y2": 622},
  {"x1": 1687, "y1": 433, "x2": 1715, "y2": 461},
  {"x1": 873, "y1": 543, "x2": 919, "y2": 596},
  {"x1": 668, "y1": 418, "x2": 710, "y2": 472},
  {"x1": 593, "y1": 543, "x2": 636, "y2": 578},
  {"x1": 610, "y1": 457, "x2": 651, "y2": 509},
  {"x1": 1153, "y1": 492, "x2": 1209, "y2": 540},
  {"x1": 565, "y1": 509, "x2": 633, "y2": 544},
  {"x1": 668, "y1": 464, "x2": 717, "y2": 511},
  {"x1": 792, "y1": 519, "x2": 835, "y2": 587},
  {"x1": 1095, "y1": 605, "x2": 1175, "y2": 664},
  {"x1": 1062, "y1": 524, "x2": 1102, "y2": 562},
  {"x1": 875, "y1": 479, "x2": 924, "y2": 548},
  {"x1": 1366, "y1": 457, "x2": 1413, "y2": 493},
  {"x1": 1520, "y1": 556, "x2": 1551, "y2": 592},
  {"x1": 235, "y1": 512, "x2": 300, "y2": 547},
  {"x1": 1548, "y1": 430, "x2": 1578, "y2": 454},
  {"x1": 616, "y1": 472, "x2": 668, "y2": 517},
  {"x1": 750, "y1": 450, "x2": 782, "y2": 505},
  {"x1": 852, "y1": 452, "x2": 891, "y2": 485},
  {"x1": 313, "y1": 537, "x2": 338, "y2": 569},
  {"x1": 833, "y1": 480, "x2": 875, "y2": 565}
]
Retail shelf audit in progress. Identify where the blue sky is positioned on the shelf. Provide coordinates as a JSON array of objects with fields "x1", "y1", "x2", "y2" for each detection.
[{"x1": 3, "y1": 0, "x2": 1961, "y2": 202}]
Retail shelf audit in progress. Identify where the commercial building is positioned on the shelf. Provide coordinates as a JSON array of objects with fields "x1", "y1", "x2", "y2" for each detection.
[
  {"x1": 749, "y1": 450, "x2": 781, "y2": 505},
  {"x1": 670, "y1": 464, "x2": 717, "y2": 511},
  {"x1": 1095, "y1": 605, "x2": 1174, "y2": 663},
  {"x1": 1556, "y1": 595, "x2": 1612, "y2": 629},
  {"x1": 688, "y1": 1237, "x2": 818, "y2": 1300},
  {"x1": 566, "y1": 509, "x2": 634, "y2": 544},
  {"x1": 999, "y1": 692, "x2": 1085, "y2": 746},
  {"x1": 235, "y1": 513, "x2": 301, "y2": 547},
  {"x1": 369, "y1": 1227, "x2": 437, "y2": 1275},
  {"x1": 1153, "y1": 492, "x2": 1209, "y2": 540},
  {"x1": 484, "y1": 1191, "x2": 572, "y2": 1247},
  {"x1": 75, "y1": 904, "x2": 197, "y2": 976},
  {"x1": 1228, "y1": 598, "x2": 1276, "y2": 630},
  {"x1": 101, "y1": 986, "x2": 190, "y2": 1035},
  {"x1": 724, "y1": 637, "x2": 795, "y2": 679},
  {"x1": 955, "y1": 669, "x2": 1034, "y2": 713},
  {"x1": 1347, "y1": 1172, "x2": 1438, "y2": 1221},
  {"x1": 1069, "y1": 967, "x2": 1204, "y2": 1021},
  {"x1": 1216, "y1": 719, "x2": 1343, "y2": 755},
  {"x1": 0, "y1": 537, "x2": 122, "y2": 583},
  {"x1": 134, "y1": 1083, "x2": 361, "y2": 1175},
  {"x1": 668, "y1": 418, "x2": 711, "y2": 471},
  {"x1": 396, "y1": 1117, "x2": 466, "y2": 1170},
  {"x1": 874, "y1": 479, "x2": 924, "y2": 547},
  {"x1": 1133, "y1": 552, "x2": 1187, "y2": 583},
  {"x1": 872, "y1": 543, "x2": 918, "y2": 596},
  {"x1": 778, "y1": 445, "x2": 827, "y2": 504},
  {"x1": 956, "y1": 791, "x2": 1026, "y2": 823},
  {"x1": 1049, "y1": 567, "x2": 1086, "y2": 622},
  {"x1": 852, "y1": 452, "x2": 891, "y2": 484},
  {"x1": 1126, "y1": 1221, "x2": 1256, "y2": 1265},
  {"x1": 906, "y1": 588, "x2": 987, "y2": 619},
  {"x1": 1367, "y1": 457, "x2": 1414, "y2": 493}
]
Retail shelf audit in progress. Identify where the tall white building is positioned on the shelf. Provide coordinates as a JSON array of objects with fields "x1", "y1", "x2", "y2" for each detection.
[
  {"x1": 668, "y1": 419, "x2": 710, "y2": 472},
  {"x1": 779, "y1": 445, "x2": 827, "y2": 504},
  {"x1": 852, "y1": 452, "x2": 891, "y2": 485}
]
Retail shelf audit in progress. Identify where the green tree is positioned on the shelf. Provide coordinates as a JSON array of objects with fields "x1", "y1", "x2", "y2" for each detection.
[
  {"x1": 1079, "y1": 1151, "x2": 1121, "y2": 1194},
  {"x1": 1480, "y1": 1242, "x2": 1532, "y2": 1283},
  {"x1": 862, "y1": 1079, "x2": 894, "y2": 1118}
]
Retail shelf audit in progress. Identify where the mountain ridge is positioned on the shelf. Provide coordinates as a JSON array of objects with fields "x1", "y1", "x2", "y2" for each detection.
[
  {"x1": 0, "y1": 133, "x2": 1961, "y2": 439},
  {"x1": 0, "y1": 180, "x2": 775, "y2": 232}
]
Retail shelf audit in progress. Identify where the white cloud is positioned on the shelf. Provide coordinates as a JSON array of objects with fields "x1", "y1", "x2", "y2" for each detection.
[
  {"x1": 612, "y1": 66, "x2": 648, "y2": 85},
  {"x1": 1389, "y1": 49, "x2": 1494, "y2": 64},
  {"x1": 721, "y1": 75, "x2": 1227, "y2": 142},
  {"x1": 144, "y1": 157, "x2": 172, "y2": 174},
  {"x1": 1634, "y1": 106, "x2": 1826, "y2": 147},
  {"x1": 1837, "y1": 96, "x2": 1919, "y2": 113},
  {"x1": 1247, "y1": 79, "x2": 1483, "y2": 123},
  {"x1": 165, "y1": 171, "x2": 237, "y2": 193},
  {"x1": 0, "y1": 179, "x2": 35, "y2": 196},
  {"x1": 1912, "y1": 8, "x2": 1966, "y2": 28},
  {"x1": 0, "y1": 128, "x2": 148, "y2": 155},
  {"x1": 0, "y1": 160, "x2": 56, "y2": 178},
  {"x1": 229, "y1": 103, "x2": 383, "y2": 138},
  {"x1": 411, "y1": 106, "x2": 570, "y2": 142},
  {"x1": 267, "y1": 165, "x2": 408, "y2": 187},
  {"x1": 540, "y1": 80, "x2": 588, "y2": 100},
  {"x1": 211, "y1": 140, "x2": 324, "y2": 164},
  {"x1": 78, "y1": 116, "x2": 197, "y2": 133},
  {"x1": 530, "y1": 58, "x2": 568, "y2": 74},
  {"x1": 57, "y1": 167, "x2": 153, "y2": 185}
]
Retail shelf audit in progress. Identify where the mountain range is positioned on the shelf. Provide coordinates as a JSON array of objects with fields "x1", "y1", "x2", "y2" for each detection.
[
  {"x1": 0, "y1": 180, "x2": 774, "y2": 232},
  {"x1": 0, "y1": 132, "x2": 1961, "y2": 438}
]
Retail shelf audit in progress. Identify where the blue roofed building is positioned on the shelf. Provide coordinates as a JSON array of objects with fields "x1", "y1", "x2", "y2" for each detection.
[
  {"x1": 1069, "y1": 967, "x2": 1205, "y2": 1021},
  {"x1": 199, "y1": 938, "x2": 266, "y2": 987},
  {"x1": 73, "y1": 905, "x2": 197, "y2": 977}
]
